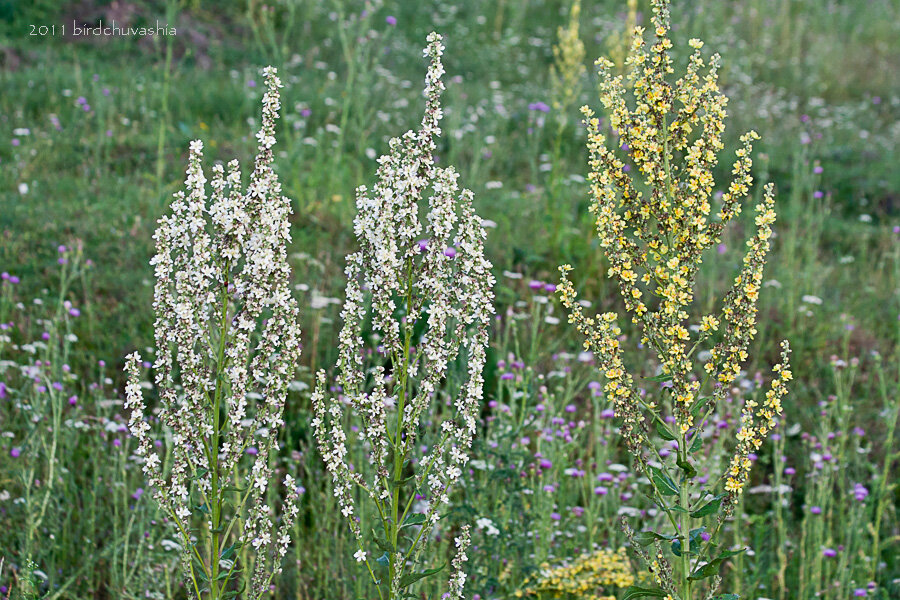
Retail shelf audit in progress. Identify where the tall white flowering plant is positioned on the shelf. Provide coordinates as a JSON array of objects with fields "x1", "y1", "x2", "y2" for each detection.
[
  {"x1": 311, "y1": 33, "x2": 494, "y2": 600},
  {"x1": 124, "y1": 67, "x2": 301, "y2": 600}
]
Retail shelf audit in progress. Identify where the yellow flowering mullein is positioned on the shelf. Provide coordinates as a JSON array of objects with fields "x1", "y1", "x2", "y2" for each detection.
[
  {"x1": 518, "y1": 547, "x2": 634, "y2": 599},
  {"x1": 550, "y1": 0, "x2": 586, "y2": 124},
  {"x1": 548, "y1": 0, "x2": 587, "y2": 239},
  {"x1": 557, "y1": 1, "x2": 791, "y2": 598}
]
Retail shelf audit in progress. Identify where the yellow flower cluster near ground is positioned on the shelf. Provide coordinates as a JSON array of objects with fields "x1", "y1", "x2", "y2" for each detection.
[{"x1": 516, "y1": 547, "x2": 635, "y2": 599}]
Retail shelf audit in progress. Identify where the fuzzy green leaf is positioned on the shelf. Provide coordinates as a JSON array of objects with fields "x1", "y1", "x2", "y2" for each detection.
[
  {"x1": 220, "y1": 542, "x2": 241, "y2": 561},
  {"x1": 655, "y1": 418, "x2": 677, "y2": 441},
  {"x1": 689, "y1": 434, "x2": 703, "y2": 453},
  {"x1": 398, "y1": 564, "x2": 445, "y2": 588},
  {"x1": 690, "y1": 396, "x2": 712, "y2": 418},
  {"x1": 646, "y1": 373, "x2": 674, "y2": 382},
  {"x1": 676, "y1": 454, "x2": 697, "y2": 478},
  {"x1": 623, "y1": 585, "x2": 668, "y2": 599},
  {"x1": 402, "y1": 513, "x2": 428, "y2": 528},
  {"x1": 689, "y1": 548, "x2": 746, "y2": 581},
  {"x1": 650, "y1": 466, "x2": 679, "y2": 496},
  {"x1": 691, "y1": 494, "x2": 726, "y2": 518},
  {"x1": 634, "y1": 530, "x2": 676, "y2": 546}
]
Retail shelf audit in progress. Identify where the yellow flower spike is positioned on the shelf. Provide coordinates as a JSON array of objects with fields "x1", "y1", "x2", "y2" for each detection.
[
  {"x1": 557, "y1": 0, "x2": 791, "y2": 595},
  {"x1": 550, "y1": 0, "x2": 586, "y2": 122}
]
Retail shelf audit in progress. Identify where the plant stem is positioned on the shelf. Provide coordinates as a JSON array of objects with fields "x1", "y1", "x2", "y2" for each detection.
[
  {"x1": 679, "y1": 438, "x2": 692, "y2": 600},
  {"x1": 208, "y1": 261, "x2": 231, "y2": 599}
]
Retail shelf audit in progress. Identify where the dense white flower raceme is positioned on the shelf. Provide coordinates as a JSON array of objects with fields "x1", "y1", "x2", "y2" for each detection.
[
  {"x1": 311, "y1": 32, "x2": 492, "y2": 600},
  {"x1": 124, "y1": 66, "x2": 301, "y2": 599}
]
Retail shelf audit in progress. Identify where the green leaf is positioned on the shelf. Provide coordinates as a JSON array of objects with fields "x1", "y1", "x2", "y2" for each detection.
[
  {"x1": 676, "y1": 455, "x2": 697, "y2": 478},
  {"x1": 690, "y1": 396, "x2": 712, "y2": 418},
  {"x1": 220, "y1": 542, "x2": 241, "y2": 561},
  {"x1": 672, "y1": 527, "x2": 707, "y2": 557},
  {"x1": 398, "y1": 564, "x2": 445, "y2": 588},
  {"x1": 691, "y1": 494, "x2": 726, "y2": 518},
  {"x1": 712, "y1": 595, "x2": 740, "y2": 600},
  {"x1": 646, "y1": 373, "x2": 673, "y2": 383},
  {"x1": 194, "y1": 565, "x2": 209, "y2": 583},
  {"x1": 655, "y1": 418, "x2": 677, "y2": 441},
  {"x1": 650, "y1": 466, "x2": 679, "y2": 496},
  {"x1": 375, "y1": 552, "x2": 390, "y2": 566},
  {"x1": 623, "y1": 585, "x2": 668, "y2": 599},
  {"x1": 689, "y1": 435, "x2": 703, "y2": 453},
  {"x1": 689, "y1": 526, "x2": 708, "y2": 541},
  {"x1": 633, "y1": 530, "x2": 676, "y2": 546},
  {"x1": 671, "y1": 538, "x2": 698, "y2": 557},
  {"x1": 689, "y1": 548, "x2": 746, "y2": 581},
  {"x1": 401, "y1": 513, "x2": 427, "y2": 528},
  {"x1": 222, "y1": 579, "x2": 246, "y2": 599},
  {"x1": 390, "y1": 473, "x2": 415, "y2": 489}
]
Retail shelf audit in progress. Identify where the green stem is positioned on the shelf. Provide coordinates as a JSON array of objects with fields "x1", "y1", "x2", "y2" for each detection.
[
  {"x1": 679, "y1": 439, "x2": 692, "y2": 600},
  {"x1": 208, "y1": 261, "x2": 231, "y2": 599},
  {"x1": 388, "y1": 261, "x2": 414, "y2": 598}
]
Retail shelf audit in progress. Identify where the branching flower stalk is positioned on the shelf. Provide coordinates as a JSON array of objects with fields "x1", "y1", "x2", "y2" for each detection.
[
  {"x1": 557, "y1": 1, "x2": 791, "y2": 598},
  {"x1": 311, "y1": 33, "x2": 494, "y2": 600},
  {"x1": 124, "y1": 67, "x2": 301, "y2": 600}
]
